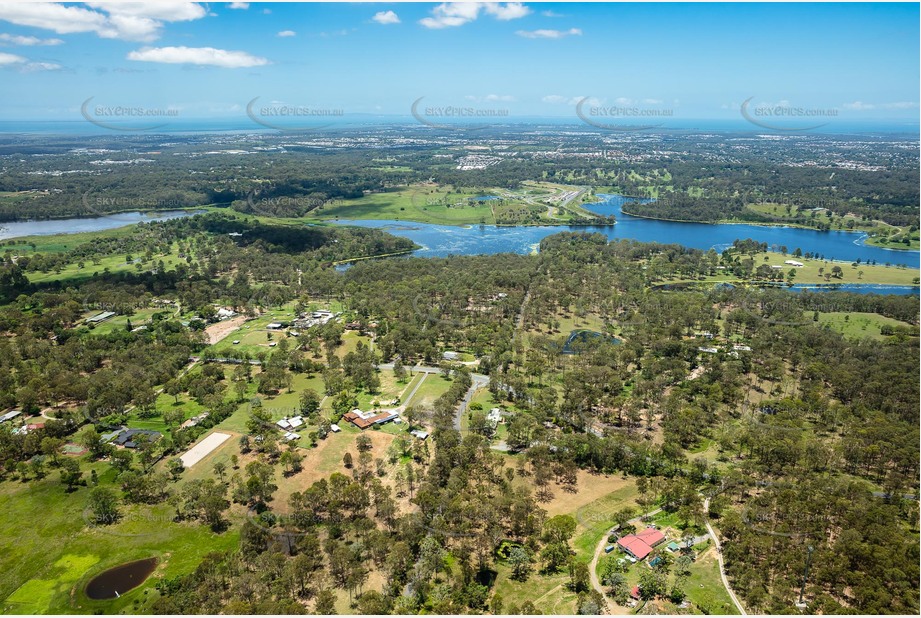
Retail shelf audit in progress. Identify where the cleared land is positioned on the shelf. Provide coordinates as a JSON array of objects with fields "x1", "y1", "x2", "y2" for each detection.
[
  {"x1": 180, "y1": 432, "x2": 232, "y2": 468},
  {"x1": 205, "y1": 315, "x2": 248, "y2": 345}
]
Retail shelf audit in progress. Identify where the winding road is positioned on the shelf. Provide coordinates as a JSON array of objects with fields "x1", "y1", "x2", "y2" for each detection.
[
  {"x1": 587, "y1": 502, "x2": 746, "y2": 616},
  {"x1": 588, "y1": 508, "x2": 662, "y2": 614},
  {"x1": 703, "y1": 496, "x2": 747, "y2": 615}
]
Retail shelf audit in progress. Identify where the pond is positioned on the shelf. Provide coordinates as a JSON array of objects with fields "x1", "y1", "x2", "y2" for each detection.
[
  {"x1": 84, "y1": 557, "x2": 158, "y2": 600},
  {"x1": 562, "y1": 329, "x2": 622, "y2": 354}
]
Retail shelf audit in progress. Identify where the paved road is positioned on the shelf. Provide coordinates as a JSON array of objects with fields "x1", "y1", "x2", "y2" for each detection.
[
  {"x1": 377, "y1": 363, "x2": 488, "y2": 431},
  {"x1": 400, "y1": 372, "x2": 428, "y2": 408},
  {"x1": 456, "y1": 373, "x2": 489, "y2": 430},
  {"x1": 703, "y1": 497, "x2": 747, "y2": 616}
]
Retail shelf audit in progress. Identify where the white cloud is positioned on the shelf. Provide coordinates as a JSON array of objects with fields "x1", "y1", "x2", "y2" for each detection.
[
  {"x1": 881, "y1": 101, "x2": 918, "y2": 109},
  {"x1": 0, "y1": 51, "x2": 26, "y2": 65},
  {"x1": 228, "y1": 2, "x2": 249, "y2": 9},
  {"x1": 843, "y1": 100, "x2": 917, "y2": 111},
  {"x1": 420, "y1": 2, "x2": 530, "y2": 29},
  {"x1": 372, "y1": 10, "x2": 400, "y2": 25},
  {"x1": 127, "y1": 46, "x2": 269, "y2": 68},
  {"x1": 0, "y1": 51, "x2": 60, "y2": 71},
  {"x1": 0, "y1": 4, "x2": 108, "y2": 36},
  {"x1": 516, "y1": 27, "x2": 581, "y2": 39},
  {"x1": 21, "y1": 61, "x2": 61, "y2": 72},
  {"x1": 485, "y1": 2, "x2": 531, "y2": 21},
  {"x1": 85, "y1": 2, "x2": 206, "y2": 23},
  {"x1": 0, "y1": 2, "x2": 207, "y2": 42},
  {"x1": 541, "y1": 10, "x2": 565, "y2": 18},
  {"x1": 0, "y1": 33, "x2": 63, "y2": 46},
  {"x1": 277, "y1": 30, "x2": 296, "y2": 37},
  {"x1": 542, "y1": 95, "x2": 600, "y2": 106},
  {"x1": 466, "y1": 94, "x2": 515, "y2": 103}
]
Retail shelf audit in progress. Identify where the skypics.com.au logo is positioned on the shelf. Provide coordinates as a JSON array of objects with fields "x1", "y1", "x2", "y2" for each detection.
[
  {"x1": 576, "y1": 97, "x2": 673, "y2": 131},
  {"x1": 81, "y1": 189, "x2": 189, "y2": 219},
  {"x1": 246, "y1": 97, "x2": 344, "y2": 131},
  {"x1": 740, "y1": 97, "x2": 838, "y2": 131},
  {"x1": 411, "y1": 96, "x2": 508, "y2": 131},
  {"x1": 80, "y1": 97, "x2": 179, "y2": 132}
]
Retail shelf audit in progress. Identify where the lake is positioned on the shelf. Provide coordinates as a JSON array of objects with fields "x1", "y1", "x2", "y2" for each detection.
[
  {"x1": 0, "y1": 210, "x2": 203, "y2": 241},
  {"x1": 333, "y1": 194, "x2": 919, "y2": 268}
]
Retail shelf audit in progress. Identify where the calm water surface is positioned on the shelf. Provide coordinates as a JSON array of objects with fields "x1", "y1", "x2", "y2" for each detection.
[
  {"x1": 334, "y1": 194, "x2": 919, "y2": 267},
  {"x1": 0, "y1": 210, "x2": 202, "y2": 241}
]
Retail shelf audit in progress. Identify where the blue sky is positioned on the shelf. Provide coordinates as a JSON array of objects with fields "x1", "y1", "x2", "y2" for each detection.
[{"x1": 0, "y1": 2, "x2": 917, "y2": 125}]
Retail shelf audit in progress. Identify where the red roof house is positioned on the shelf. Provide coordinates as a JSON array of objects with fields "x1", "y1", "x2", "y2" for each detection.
[{"x1": 616, "y1": 527, "x2": 667, "y2": 560}]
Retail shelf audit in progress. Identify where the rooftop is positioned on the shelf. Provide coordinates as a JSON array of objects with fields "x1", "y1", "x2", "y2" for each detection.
[{"x1": 343, "y1": 409, "x2": 399, "y2": 430}]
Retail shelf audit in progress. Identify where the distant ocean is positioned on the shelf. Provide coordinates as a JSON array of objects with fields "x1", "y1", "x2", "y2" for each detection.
[{"x1": 0, "y1": 117, "x2": 917, "y2": 137}]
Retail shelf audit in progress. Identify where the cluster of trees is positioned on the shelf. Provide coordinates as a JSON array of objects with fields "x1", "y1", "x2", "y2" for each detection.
[{"x1": 614, "y1": 160, "x2": 918, "y2": 229}]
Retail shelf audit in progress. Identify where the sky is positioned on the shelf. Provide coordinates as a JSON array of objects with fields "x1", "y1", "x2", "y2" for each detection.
[{"x1": 0, "y1": 1, "x2": 918, "y2": 128}]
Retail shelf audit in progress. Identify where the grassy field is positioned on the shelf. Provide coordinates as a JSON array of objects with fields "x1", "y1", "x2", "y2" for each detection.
[
  {"x1": 0, "y1": 463, "x2": 239, "y2": 614},
  {"x1": 686, "y1": 250, "x2": 919, "y2": 287},
  {"x1": 307, "y1": 185, "x2": 496, "y2": 225},
  {"x1": 808, "y1": 311, "x2": 918, "y2": 340},
  {"x1": 306, "y1": 182, "x2": 609, "y2": 227},
  {"x1": 1, "y1": 225, "x2": 136, "y2": 255},
  {"x1": 487, "y1": 472, "x2": 639, "y2": 615},
  {"x1": 491, "y1": 563, "x2": 577, "y2": 614},
  {"x1": 403, "y1": 373, "x2": 453, "y2": 409},
  {"x1": 744, "y1": 202, "x2": 919, "y2": 250},
  {"x1": 25, "y1": 245, "x2": 186, "y2": 286}
]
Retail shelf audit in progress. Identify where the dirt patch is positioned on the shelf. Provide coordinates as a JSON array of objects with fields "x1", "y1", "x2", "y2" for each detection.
[
  {"x1": 540, "y1": 469, "x2": 633, "y2": 517},
  {"x1": 272, "y1": 430, "x2": 398, "y2": 513},
  {"x1": 205, "y1": 315, "x2": 248, "y2": 345}
]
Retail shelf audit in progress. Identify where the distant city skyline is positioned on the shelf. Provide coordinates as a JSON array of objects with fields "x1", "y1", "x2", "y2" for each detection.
[{"x1": 0, "y1": 2, "x2": 917, "y2": 127}]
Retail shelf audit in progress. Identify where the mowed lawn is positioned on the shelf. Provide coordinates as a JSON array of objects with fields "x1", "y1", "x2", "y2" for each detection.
[
  {"x1": 403, "y1": 373, "x2": 454, "y2": 409},
  {"x1": 737, "y1": 252, "x2": 918, "y2": 285},
  {"x1": 308, "y1": 185, "x2": 497, "y2": 225},
  {"x1": 26, "y1": 251, "x2": 185, "y2": 286},
  {"x1": 808, "y1": 311, "x2": 918, "y2": 340},
  {"x1": 0, "y1": 465, "x2": 238, "y2": 614}
]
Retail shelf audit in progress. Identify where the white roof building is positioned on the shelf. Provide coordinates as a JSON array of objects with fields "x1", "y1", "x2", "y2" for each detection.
[{"x1": 0, "y1": 410, "x2": 22, "y2": 423}]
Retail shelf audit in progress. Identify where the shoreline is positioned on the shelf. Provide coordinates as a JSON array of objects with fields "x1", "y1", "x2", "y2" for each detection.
[
  {"x1": 619, "y1": 206, "x2": 918, "y2": 252},
  {"x1": 330, "y1": 248, "x2": 417, "y2": 265},
  {"x1": 322, "y1": 217, "x2": 616, "y2": 229}
]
